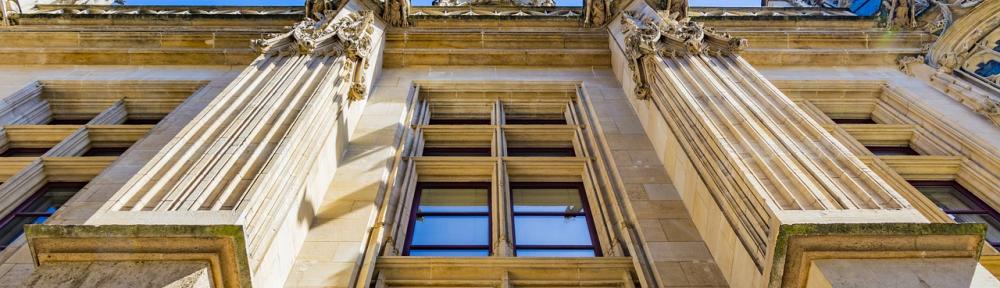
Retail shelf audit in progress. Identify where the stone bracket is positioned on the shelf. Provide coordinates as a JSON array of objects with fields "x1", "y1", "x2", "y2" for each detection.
[
  {"x1": 767, "y1": 223, "x2": 987, "y2": 288},
  {"x1": 24, "y1": 224, "x2": 251, "y2": 288}
]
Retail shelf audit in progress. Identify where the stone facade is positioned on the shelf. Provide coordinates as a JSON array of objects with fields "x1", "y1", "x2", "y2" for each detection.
[{"x1": 0, "y1": 0, "x2": 998, "y2": 287}]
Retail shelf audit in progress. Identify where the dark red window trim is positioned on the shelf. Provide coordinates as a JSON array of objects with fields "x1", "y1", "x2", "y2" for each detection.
[
  {"x1": 403, "y1": 182, "x2": 492, "y2": 256},
  {"x1": 509, "y1": 182, "x2": 601, "y2": 257},
  {"x1": 0, "y1": 182, "x2": 88, "y2": 250},
  {"x1": 909, "y1": 181, "x2": 1000, "y2": 248}
]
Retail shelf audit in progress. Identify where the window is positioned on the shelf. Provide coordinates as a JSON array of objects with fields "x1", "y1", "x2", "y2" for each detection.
[
  {"x1": 511, "y1": 182, "x2": 599, "y2": 257},
  {"x1": 507, "y1": 147, "x2": 575, "y2": 157},
  {"x1": 47, "y1": 118, "x2": 90, "y2": 125},
  {"x1": 0, "y1": 182, "x2": 87, "y2": 249},
  {"x1": 866, "y1": 145, "x2": 919, "y2": 156},
  {"x1": 123, "y1": 118, "x2": 161, "y2": 125},
  {"x1": 420, "y1": 128, "x2": 494, "y2": 157},
  {"x1": 393, "y1": 85, "x2": 611, "y2": 259},
  {"x1": 82, "y1": 147, "x2": 129, "y2": 157},
  {"x1": 831, "y1": 118, "x2": 877, "y2": 124},
  {"x1": 427, "y1": 102, "x2": 492, "y2": 125},
  {"x1": 909, "y1": 181, "x2": 1000, "y2": 248},
  {"x1": 404, "y1": 183, "x2": 491, "y2": 256},
  {"x1": 503, "y1": 103, "x2": 567, "y2": 125},
  {"x1": 0, "y1": 148, "x2": 49, "y2": 157}
]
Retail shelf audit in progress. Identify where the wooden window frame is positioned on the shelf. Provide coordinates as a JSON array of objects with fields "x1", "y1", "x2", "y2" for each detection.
[
  {"x1": 509, "y1": 182, "x2": 602, "y2": 257},
  {"x1": 909, "y1": 181, "x2": 1000, "y2": 248},
  {"x1": 0, "y1": 182, "x2": 88, "y2": 250},
  {"x1": 402, "y1": 182, "x2": 493, "y2": 256}
]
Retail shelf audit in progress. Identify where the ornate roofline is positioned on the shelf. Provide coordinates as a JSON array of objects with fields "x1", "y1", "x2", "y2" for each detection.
[
  {"x1": 31, "y1": 4, "x2": 304, "y2": 15},
  {"x1": 688, "y1": 6, "x2": 857, "y2": 17},
  {"x1": 410, "y1": 5, "x2": 582, "y2": 17}
]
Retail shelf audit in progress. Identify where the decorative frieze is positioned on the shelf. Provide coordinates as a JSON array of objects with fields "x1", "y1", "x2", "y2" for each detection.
[{"x1": 409, "y1": 6, "x2": 580, "y2": 17}]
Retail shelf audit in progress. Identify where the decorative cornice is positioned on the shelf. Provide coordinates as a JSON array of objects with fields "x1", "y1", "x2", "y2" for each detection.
[
  {"x1": 620, "y1": 11, "x2": 746, "y2": 99},
  {"x1": 687, "y1": 6, "x2": 856, "y2": 17},
  {"x1": 32, "y1": 4, "x2": 303, "y2": 15},
  {"x1": 409, "y1": 5, "x2": 580, "y2": 17},
  {"x1": 251, "y1": 10, "x2": 375, "y2": 59}
]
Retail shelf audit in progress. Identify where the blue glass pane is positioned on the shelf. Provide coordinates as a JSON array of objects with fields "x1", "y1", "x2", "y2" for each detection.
[
  {"x1": 994, "y1": 40, "x2": 1000, "y2": 53},
  {"x1": 513, "y1": 188, "x2": 584, "y2": 213},
  {"x1": 516, "y1": 249, "x2": 595, "y2": 257},
  {"x1": 411, "y1": 216, "x2": 488, "y2": 246},
  {"x1": 408, "y1": 249, "x2": 490, "y2": 257},
  {"x1": 418, "y1": 188, "x2": 488, "y2": 213},
  {"x1": 513, "y1": 216, "x2": 592, "y2": 246},
  {"x1": 975, "y1": 60, "x2": 1000, "y2": 78},
  {"x1": 952, "y1": 214, "x2": 1000, "y2": 245}
]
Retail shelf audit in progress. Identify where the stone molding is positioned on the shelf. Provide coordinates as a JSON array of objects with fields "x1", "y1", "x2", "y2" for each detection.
[
  {"x1": 688, "y1": 6, "x2": 855, "y2": 17},
  {"x1": 620, "y1": 11, "x2": 745, "y2": 99},
  {"x1": 24, "y1": 225, "x2": 251, "y2": 288},
  {"x1": 31, "y1": 4, "x2": 304, "y2": 16},
  {"x1": 375, "y1": 257, "x2": 636, "y2": 286},
  {"x1": 898, "y1": 56, "x2": 1000, "y2": 127},
  {"x1": 768, "y1": 223, "x2": 986, "y2": 288},
  {"x1": 409, "y1": 5, "x2": 581, "y2": 17}
]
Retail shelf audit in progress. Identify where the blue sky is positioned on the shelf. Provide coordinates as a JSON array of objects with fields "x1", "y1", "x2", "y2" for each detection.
[{"x1": 126, "y1": 0, "x2": 762, "y2": 7}]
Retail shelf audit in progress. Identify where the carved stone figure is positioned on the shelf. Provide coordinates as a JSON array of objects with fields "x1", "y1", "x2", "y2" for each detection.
[
  {"x1": 585, "y1": 0, "x2": 610, "y2": 27},
  {"x1": 667, "y1": 0, "x2": 687, "y2": 20},
  {"x1": 383, "y1": 0, "x2": 409, "y2": 26},
  {"x1": 305, "y1": 0, "x2": 339, "y2": 21}
]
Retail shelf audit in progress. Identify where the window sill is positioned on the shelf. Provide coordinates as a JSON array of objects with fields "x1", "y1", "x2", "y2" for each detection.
[{"x1": 376, "y1": 256, "x2": 634, "y2": 286}]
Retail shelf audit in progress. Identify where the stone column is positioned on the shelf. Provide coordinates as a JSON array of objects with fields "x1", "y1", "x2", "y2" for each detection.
[
  {"x1": 610, "y1": 2, "x2": 996, "y2": 287},
  {"x1": 21, "y1": 3, "x2": 384, "y2": 287}
]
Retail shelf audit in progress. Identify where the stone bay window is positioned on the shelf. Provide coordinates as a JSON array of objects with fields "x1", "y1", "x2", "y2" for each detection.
[{"x1": 385, "y1": 83, "x2": 626, "y2": 261}]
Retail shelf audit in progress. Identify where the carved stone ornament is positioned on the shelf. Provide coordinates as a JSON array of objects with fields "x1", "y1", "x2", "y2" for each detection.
[
  {"x1": 977, "y1": 98, "x2": 1000, "y2": 126},
  {"x1": 620, "y1": 12, "x2": 746, "y2": 100},
  {"x1": 936, "y1": 52, "x2": 962, "y2": 73},
  {"x1": 251, "y1": 10, "x2": 376, "y2": 101},
  {"x1": 897, "y1": 55, "x2": 926, "y2": 75}
]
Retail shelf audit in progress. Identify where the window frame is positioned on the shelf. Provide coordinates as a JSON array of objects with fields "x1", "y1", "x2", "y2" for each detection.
[
  {"x1": 0, "y1": 182, "x2": 88, "y2": 250},
  {"x1": 909, "y1": 180, "x2": 1000, "y2": 248},
  {"x1": 508, "y1": 182, "x2": 602, "y2": 257},
  {"x1": 402, "y1": 182, "x2": 493, "y2": 256}
]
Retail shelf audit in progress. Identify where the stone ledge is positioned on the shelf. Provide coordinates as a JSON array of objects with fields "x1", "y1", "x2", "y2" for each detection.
[
  {"x1": 24, "y1": 224, "x2": 251, "y2": 288},
  {"x1": 375, "y1": 256, "x2": 635, "y2": 286},
  {"x1": 768, "y1": 223, "x2": 986, "y2": 288}
]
